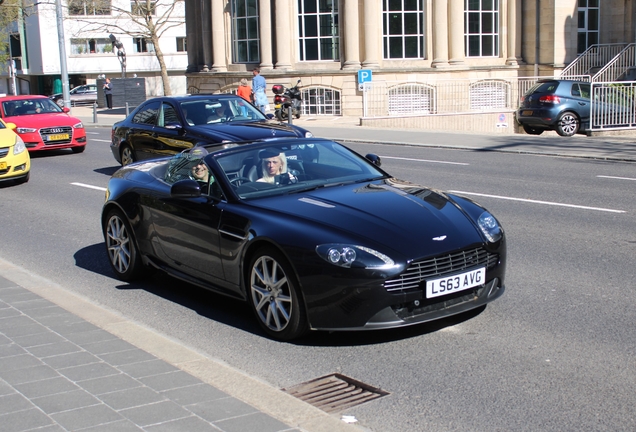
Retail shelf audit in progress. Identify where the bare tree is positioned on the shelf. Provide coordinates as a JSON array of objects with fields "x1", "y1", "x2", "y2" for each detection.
[{"x1": 69, "y1": 0, "x2": 185, "y2": 95}]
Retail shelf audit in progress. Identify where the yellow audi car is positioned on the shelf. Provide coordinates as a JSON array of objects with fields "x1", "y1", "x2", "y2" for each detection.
[{"x1": 0, "y1": 118, "x2": 30, "y2": 184}]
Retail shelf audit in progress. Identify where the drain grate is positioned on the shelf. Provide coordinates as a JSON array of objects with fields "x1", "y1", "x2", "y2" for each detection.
[{"x1": 282, "y1": 373, "x2": 389, "y2": 413}]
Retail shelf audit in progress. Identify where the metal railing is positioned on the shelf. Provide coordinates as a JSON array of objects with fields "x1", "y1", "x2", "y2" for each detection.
[
  {"x1": 361, "y1": 76, "x2": 588, "y2": 118},
  {"x1": 590, "y1": 81, "x2": 636, "y2": 131},
  {"x1": 593, "y1": 44, "x2": 636, "y2": 82},
  {"x1": 560, "y1": 44, "x2": 627, "y2": 79}
]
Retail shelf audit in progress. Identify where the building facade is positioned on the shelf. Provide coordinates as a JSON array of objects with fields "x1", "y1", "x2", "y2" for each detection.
[
  {"x1": 1, "y1": 0, "x2": 188, "y2": 97},
  {"x1": 185, "y1": 0, "x2": 636, "y2": 117}
]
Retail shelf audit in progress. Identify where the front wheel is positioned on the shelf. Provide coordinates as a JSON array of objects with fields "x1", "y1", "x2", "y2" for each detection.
[
  {"x1": 247, "y1": 248, "x2": 308, "y2": 341},
  {"x1": 104, "y1": 209, "x2": 144, "y2": 281},
  {"x1": 522, "y1": 125, "x2": 544, "y2": 135},
  {"x1": 556, "y1": 112, "x2": 579, "y2": 137}
]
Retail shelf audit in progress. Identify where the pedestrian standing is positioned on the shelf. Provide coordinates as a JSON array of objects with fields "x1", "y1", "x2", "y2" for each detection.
[
  {"x1": 103, "y1": 78, "x2": 113, "y2": 109},
  {"x1": 252, "y1": 68, "x2": 268, "y2": 113},
  {"x1": 237, "y1": 78, "x2": 252, "y2": 102}
]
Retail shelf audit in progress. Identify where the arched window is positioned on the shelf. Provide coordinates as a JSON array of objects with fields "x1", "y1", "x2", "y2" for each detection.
[
  {"x1": 388, "y1": 83, "x2": 436, "y2": 115},
  {"x1": 469, "y1": 80, "x2": 510, "y2": 110},
  {"x1": 301, "y1": 87, "x2": 341, "y2": 115}
]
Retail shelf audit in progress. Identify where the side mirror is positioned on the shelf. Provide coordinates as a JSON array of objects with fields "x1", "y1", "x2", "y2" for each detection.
[
  {"x1": 365, "y1": 153, "x2": 382, "y2": 167},
  {"x1": 170, "y1": 179, "x2": 202, "y2": 198},
  {"x1": 5, "y1": 122, "x2": 17, "y2": 130},
  {"x1": 265, "y1": 113, "x2": 275, "y2": 120},
  {"x1": 62, "y1": 107, "x2": 70, "y2": 113}
]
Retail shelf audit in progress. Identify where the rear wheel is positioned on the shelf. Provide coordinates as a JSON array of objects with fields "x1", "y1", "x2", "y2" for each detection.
[
  {"x1": 121, "y1": 145, "x2": 135, "y2": 166},
  {"x1": 275, "y1": 109, "x2": 287, "y2": 122},
  {"x1": 556, "y1": 111, "x2": 579, "y2": 137},
  {"x1": 104, "y1": 209, "x2": 144, "y2": 281},
  {"x1": 522, "y1": 125, "x2": 544, "y2": 135},
  {"x1": 247, "y1": 247, "x2": 308, "y2": 341}
]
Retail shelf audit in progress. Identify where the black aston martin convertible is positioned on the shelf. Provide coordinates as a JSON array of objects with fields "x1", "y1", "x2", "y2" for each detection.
[{"x1": 102, "y1": 138, "x2": 506, "y2": 341}]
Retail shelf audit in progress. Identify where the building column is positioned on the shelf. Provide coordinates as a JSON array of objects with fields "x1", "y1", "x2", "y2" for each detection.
[
  {"x1": 362, "y1": 0, "x2": 380, "y2": 68},
  {"x1": 211, "y1": 0, "x2": 227, "y2": 72},
  {"x1": 259, "y1": 0, "x2": 273, "y2": 69},
  {"x1": 199, "y1": 0, "x2": 212, "y2": 71},
  {"x1": 449, "y1": 0, "x2": 465, "y2": 66},
  {"x1": 506, "y1": 0, "x2": 522, "y2": 65},
  {"x1": 185, "y1": 0, "x2": 200, "y2": 72},
  {"x1": 431, "y1": 0, "x2": 449, "y2": 68},
  {"x1": 274, "y1": 0, "x2": 292, "y2": 69},
  {"x1": 342, "y1": 0, "x2": 361, "y2": 69}
]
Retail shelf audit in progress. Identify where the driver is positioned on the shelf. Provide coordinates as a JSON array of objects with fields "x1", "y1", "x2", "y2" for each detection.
[{"x1": 257, "y1": 149, "x2": 297, "y2": 184}]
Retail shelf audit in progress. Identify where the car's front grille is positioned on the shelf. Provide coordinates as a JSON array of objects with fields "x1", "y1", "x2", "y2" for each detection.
[
  {"x1": 40, "y1": 126, "x2": 73, "y2": 145},
  {"x1": 384, "y1": 247, "x2": 499, "y2": 292},
  {"x1": 0, "y1": 148, "x2": 8, "y2": 158}
]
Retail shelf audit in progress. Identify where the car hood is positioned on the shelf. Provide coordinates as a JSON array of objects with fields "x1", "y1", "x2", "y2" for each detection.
[
  {"x1": 250, "y1": 179, "x2": 485, "y2": 258},
  {"x1": 4, "y1": 113, "x2": 82, "y2": 128},
  {"x1": 189, "y1": 120, "x2": 306, "y2": 140}
]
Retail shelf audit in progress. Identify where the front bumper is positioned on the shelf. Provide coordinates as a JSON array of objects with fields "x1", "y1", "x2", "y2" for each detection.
[
  {"x1": 21, "y1": 131, "x2": 87, "y2": 152},
  {"x1": 0, "y1": 151, "x2": 30, "y2": 182}
]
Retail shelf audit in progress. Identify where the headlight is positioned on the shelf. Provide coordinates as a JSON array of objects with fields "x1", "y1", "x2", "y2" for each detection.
[
  {"x1": 304, "y1": 131, "x2": 313, "y2": 138},
  {"x1": 316, "y1": 244, "x2": 395, "y2": 269},
  {"x1": 13, "y1": 135, "x2": 26, "y2": 155},
  {"x1": 16, "y1": 127, "x2": 37, "y2": 134},
  {"x1": 73, "y1": 122, "x2": 84, "y2": 129},
  {"x1": 478, "y1": 211, "x2": 502, "y2": 243}
]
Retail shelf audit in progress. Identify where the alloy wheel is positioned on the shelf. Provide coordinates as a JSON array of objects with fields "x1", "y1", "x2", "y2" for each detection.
[
  {"x1": 250, "y1": 255, "x2": 293, "y2": 332},
  {"x1": 106, "y1": 214, "x2": 132, "y2": 275}
]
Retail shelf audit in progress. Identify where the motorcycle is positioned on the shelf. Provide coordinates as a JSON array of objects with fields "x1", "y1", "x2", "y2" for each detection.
[{"x1": 272, "y1": 79, "x2": 302, "y2": 122}]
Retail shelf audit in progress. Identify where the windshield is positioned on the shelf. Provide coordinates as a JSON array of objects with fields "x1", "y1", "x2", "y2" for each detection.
[
  {"x1": 215, "y1": 140, "x2": 387, "y2": 200},
  {"x1": 179, "y1": 97, "x2": 266, "y2": 126},
  {"x1": 2, "y1": 99, "x2": 63, "y2": 116}
]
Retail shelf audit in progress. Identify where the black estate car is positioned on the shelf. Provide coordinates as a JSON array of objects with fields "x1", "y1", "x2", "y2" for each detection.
[{"x1": 110, "y1": 95, "x2": 313, "y2": 165}]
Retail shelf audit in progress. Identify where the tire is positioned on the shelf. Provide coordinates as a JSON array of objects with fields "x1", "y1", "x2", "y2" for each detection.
[
  {"x1": 247, "y1": 247, "x2": 308, "y2": 341},
  {"x1": 522, "y1": 125, "x2": 544, "y2": 135},
  {"x1": 275, "y1": 109, "x2": 286, "y2": 122},
  {"x1": 294, "y1": 112, "x2": 301, "y2": 119},
  {"x1": 71, "y1": 145, "x2": 86, "y2": 154},
  {"x1": 120, "y1": 145, "x2": 135, "y2": 166},
  {"x1": 555, "y1": 111, "x2": 579, "y2": 137},
  {"x1": 104, "y1": 209, "x2": 144, "y2": 281}
]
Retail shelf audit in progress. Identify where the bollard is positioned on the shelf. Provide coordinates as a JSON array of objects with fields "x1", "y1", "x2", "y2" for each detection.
[
  {"x1": 125, "y1": 102, "x2": 129, "y2": 116},
  {"x1": 288, "y1": 106, "x2": 292, "y2": 125},
  {"x1": 92, "y1": 102, "x2": 98, "y2": 123}
]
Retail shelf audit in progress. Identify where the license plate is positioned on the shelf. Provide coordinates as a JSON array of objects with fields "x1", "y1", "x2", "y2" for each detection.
[
  {"x1": 0, "y1": 161, "x2": 6, "y2": 170},
  {"x1": 425, "y1": 267, "x2": 486, "y2": 299},
  {"x1": 274, "y1": 104, "x2": 282, "y2": 109},
  {"x1": 522, "y1": 110, "x2": 533, "y2": 116},
  {"x1": 46, "y1": 133, "x2": 69, "y2": 141}
]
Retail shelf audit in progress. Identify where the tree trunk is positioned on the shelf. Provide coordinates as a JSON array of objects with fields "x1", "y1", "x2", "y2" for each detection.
[{"x1": 151, "y1": 35, "x2": 171, "y2": 96}]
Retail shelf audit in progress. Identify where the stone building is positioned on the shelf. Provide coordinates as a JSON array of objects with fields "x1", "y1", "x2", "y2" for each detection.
[{"x1": 185, "y1": 0, "x2": 636, "y2": 118}]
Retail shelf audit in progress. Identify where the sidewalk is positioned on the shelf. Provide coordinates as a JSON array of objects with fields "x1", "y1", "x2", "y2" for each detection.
[
  {"x1": 0, "y1": 258, "x2": 364, "y2": 432},
  {"x1": 72, "y1": 105, "x2": 636, "y2": 162}
]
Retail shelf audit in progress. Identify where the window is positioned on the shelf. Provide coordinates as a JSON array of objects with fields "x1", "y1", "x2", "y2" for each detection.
[
  {"x1": 301, "y1": 87, "x2": 341, "y2": 115},
  {"x1": 71, "y1": 38, "x2": 112, "y2": 54},
  {"x1": 469, "y1": 80, "x2": 509, "y2": 110},
  {"x1": 232, "y1": 0, "x2": 260, "y2": 63},
  {"x1": 158, "y1": 103, "x2": 180, "y2": 127},
  {"x1": 130, "y1": 0, "x2": 156, "y2": 15},
  {"x1": 68, "y1": 0, "x2": 111, "y2": 15},
  {"x1": 577, "y1": 0, "x2": 599, "y2": 54},
  {"x1": 298, "y1": 0, "x2": 339, "y2": 61},
  {"x1": 465, "y1": 0, "x2": 499, "y2": 57},
  {"x1": 176, "y1": 37, "x2": 187, "y2": 52},
  {"x1": 133, "y1": 38, "x2": 155, "y2": 53},
  {"x1": 388, "y1": 84, "x2": 435, "y2": 115},
  {"x1": 382, "y1": 0, "x2": 425, "y2": 59},
  {"x1": 132, "y1": 101, "x2": 160, "y2": 125}
]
